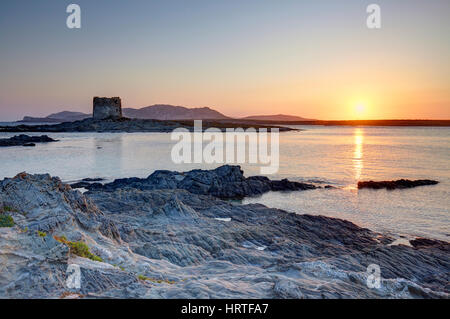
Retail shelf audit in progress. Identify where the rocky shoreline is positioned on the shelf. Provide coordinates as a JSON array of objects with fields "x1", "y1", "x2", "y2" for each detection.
[
  {"x1": 0, "y1": 118, "x2": 294, "y2": 133},
  {"x1": 0, "y1": 166, "x2": 448, "y2": 299}
]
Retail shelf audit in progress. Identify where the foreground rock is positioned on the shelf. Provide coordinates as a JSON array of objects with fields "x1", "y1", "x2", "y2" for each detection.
[
  {"x1": 0, "y1": 134, "x2": 58, "y2": 147},
  {"x1": 0, "y1": 169, "x2": 448, "y2": 299},
  {"x1": 358, "y1": 179, "x2": 439, "y2": 190},
  {"x1": 0, "y1": 118, "x2": 293, "y2": 133},
  {"x1": 73, "y1": 165, "x2": 318, "y2": 199}
]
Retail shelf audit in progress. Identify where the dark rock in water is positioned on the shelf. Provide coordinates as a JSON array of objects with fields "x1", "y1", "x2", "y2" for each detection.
[
  {"x1": 82, "y1": 178, "x2": 105, "y2": 182},
  {"x1": 70, "y1": 182, "x2": 91, "y2": 189},
  {"x1": 358, "y1": 179, "x2": 438, "y2": 190},
  {"x1": 84, "y1": 165, "x2": 318, "y2": 199},
  {"x1": 70, "y1": 178, "x2": 106, "y2": 189},
  {"x1": 0, "y1": 134, "x2": 58, "y2": 147}
]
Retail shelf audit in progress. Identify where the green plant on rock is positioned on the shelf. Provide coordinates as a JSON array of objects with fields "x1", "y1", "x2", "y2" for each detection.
[
  {"x1": 1, "y1": 206, "x2": 26, "y2": 216},
  {"x1": 54, "y1": 235, "x2": 103, "y2": 262},
  {"x1": 37, "y1": 230, "x2": 47, "y2": 237},
  {"x1": 138, "y1": 274, "x2": 150, "y2": 281},
  {"x1": 2, "y1": 206, "x2": 16, "y2": 212},
  {"x1": 69, "y1": 241, "x2": 103, "y2": 262},
  {"x1": 0, "y1": 214, "x2": 15, "y2": 228}
]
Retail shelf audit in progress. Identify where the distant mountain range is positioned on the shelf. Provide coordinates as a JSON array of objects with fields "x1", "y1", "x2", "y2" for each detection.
[
  {"x1": 18, "y1": 105, "x2": 312, "y2": 122},
  {"x1": 122, "y1": 105, "x2": 229, "y2": 120},
  {"x1": 20, "y1": 111, "x2": 91, "y2": 123}
]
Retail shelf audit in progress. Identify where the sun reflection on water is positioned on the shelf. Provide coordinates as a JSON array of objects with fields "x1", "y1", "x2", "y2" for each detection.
[{"x1": 353, "y1": 128, "x2": 364, "y2": 182}]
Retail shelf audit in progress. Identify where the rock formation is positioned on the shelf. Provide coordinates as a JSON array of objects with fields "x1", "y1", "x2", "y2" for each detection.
[
  {"x1": 73, "y1": 165, "x2": 319, "y2": 199},
  {"x1": 358, "y1": 179, "x2": 439, "y2": 190},
  {"x1": 0, "y1": 166, "x2": 448, "y2": 298},
  {"x1": 0, "y1": 135, "x2": 58, "y2": 147},
  {"x1": 93, "y1": 97, "x2": 122, "y2": 120}
]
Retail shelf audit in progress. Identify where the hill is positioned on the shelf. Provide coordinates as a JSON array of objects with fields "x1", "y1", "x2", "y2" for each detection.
[
  {"x1": 123, "y1": 105, "x2": 229, "y2": 120},
  {"x1": 19, "y1": 111, "x2": 91, "y2": 123}
]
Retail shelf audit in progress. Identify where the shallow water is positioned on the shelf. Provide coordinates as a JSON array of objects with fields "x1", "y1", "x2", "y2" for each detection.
[{"x1": 0, "y1": 126, "x2": 448, "y2": 241}]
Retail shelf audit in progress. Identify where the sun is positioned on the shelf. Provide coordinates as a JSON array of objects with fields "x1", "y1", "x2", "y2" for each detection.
[
  {"x1": 354, "y1": 103, "x2": 367, "y2": 118},
  {"x1": 355, "y1": 103, "x2": 365, "y2": 114}
]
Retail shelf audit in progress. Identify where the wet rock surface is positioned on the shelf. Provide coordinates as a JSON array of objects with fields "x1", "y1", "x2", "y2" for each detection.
[
  {"x1": 0, "y1": 167, "x2": 448, "y2": 298},
  {"x1": 358, "y1": 179, "x2": 439, "y2": 190},
  {"x1": 0, "y1": 134, "x2": 58, "y2": 147}
]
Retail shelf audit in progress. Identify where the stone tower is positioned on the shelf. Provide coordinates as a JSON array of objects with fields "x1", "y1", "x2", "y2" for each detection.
[{"x1": 93, "y1": 97, "x2": 122, "y2": 120}]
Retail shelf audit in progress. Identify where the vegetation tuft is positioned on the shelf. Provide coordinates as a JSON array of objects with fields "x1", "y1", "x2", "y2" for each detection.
[
  {"x1": 54, "y1": 235, "x2": 103, "y2": 262},
  {"x1": 0, "y1": 214, "x2": 14, "y2": 228}
]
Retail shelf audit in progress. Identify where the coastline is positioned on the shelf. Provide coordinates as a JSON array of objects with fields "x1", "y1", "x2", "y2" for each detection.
[
  {"x1": 0, "y1": 118, "x2": 295, "y2": 133},
  {"x1": 0, "y1": 166, "x2": 448, "y2": 299},
  {"x1": 2, "y1": 118, "x2": 450, "y2": 134},
  {"x1": 221, "y1": 119, "x2": 450, "y2": 127}
]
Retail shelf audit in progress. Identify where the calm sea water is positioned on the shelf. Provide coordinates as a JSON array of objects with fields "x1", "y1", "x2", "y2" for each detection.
[{"x1": 0, "y1": 125, "x2": 448, "y2": 241}]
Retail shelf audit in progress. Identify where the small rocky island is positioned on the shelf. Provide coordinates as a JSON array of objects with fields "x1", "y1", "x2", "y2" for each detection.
[
  {"x1": 0, "y1": 166, "x2": 448, "y2": 299},
  {"x1": 0, "y1": 97, "x2": 293, "y2": 133},
  {"x1": 0, "y1": 134, "x2": 58, "y2": 147}
]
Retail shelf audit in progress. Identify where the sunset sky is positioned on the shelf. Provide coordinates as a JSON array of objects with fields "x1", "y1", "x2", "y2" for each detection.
[{"x1": 0, "y1": 0, "x2": 449, "y2": 121}]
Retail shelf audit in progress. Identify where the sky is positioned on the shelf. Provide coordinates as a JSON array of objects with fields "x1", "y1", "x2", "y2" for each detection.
[{"x1": 0, "y1": 0, "x2": 449, "y2": 121}]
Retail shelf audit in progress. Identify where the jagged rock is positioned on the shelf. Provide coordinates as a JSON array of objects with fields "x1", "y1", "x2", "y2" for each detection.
[
  {"x1": 273, "y1": 279, "x2": 305, "y2": 299},
  {"x1": 81, "y1": 165, "x2": 318, "y2": 199},
  {"x1": 358, "y1": 179, "x2": 439, "y2": 190},
  {"x1": 87, "y1": 186, "x2": 449, "y2": 297},
  {"x1": 410, "y1": 238, "x2": 449, "y2": 250},
  {"x1": 42, "y1": 236, "x2": 70, "y2": 262},
  {"x1": 0, "y1": 169, "x2": 448, "y2": 299},
  {"x1": 0, "y1": 135, "x2": 58, "y2": 147},
  {"x1": 82, "y1": 178, "x2": 105, "y2": 182}
]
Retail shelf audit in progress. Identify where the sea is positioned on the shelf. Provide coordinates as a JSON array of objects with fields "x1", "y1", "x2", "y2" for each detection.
[{"x1": 0, "y1": 124, "x2": 448, "y2": 241}]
